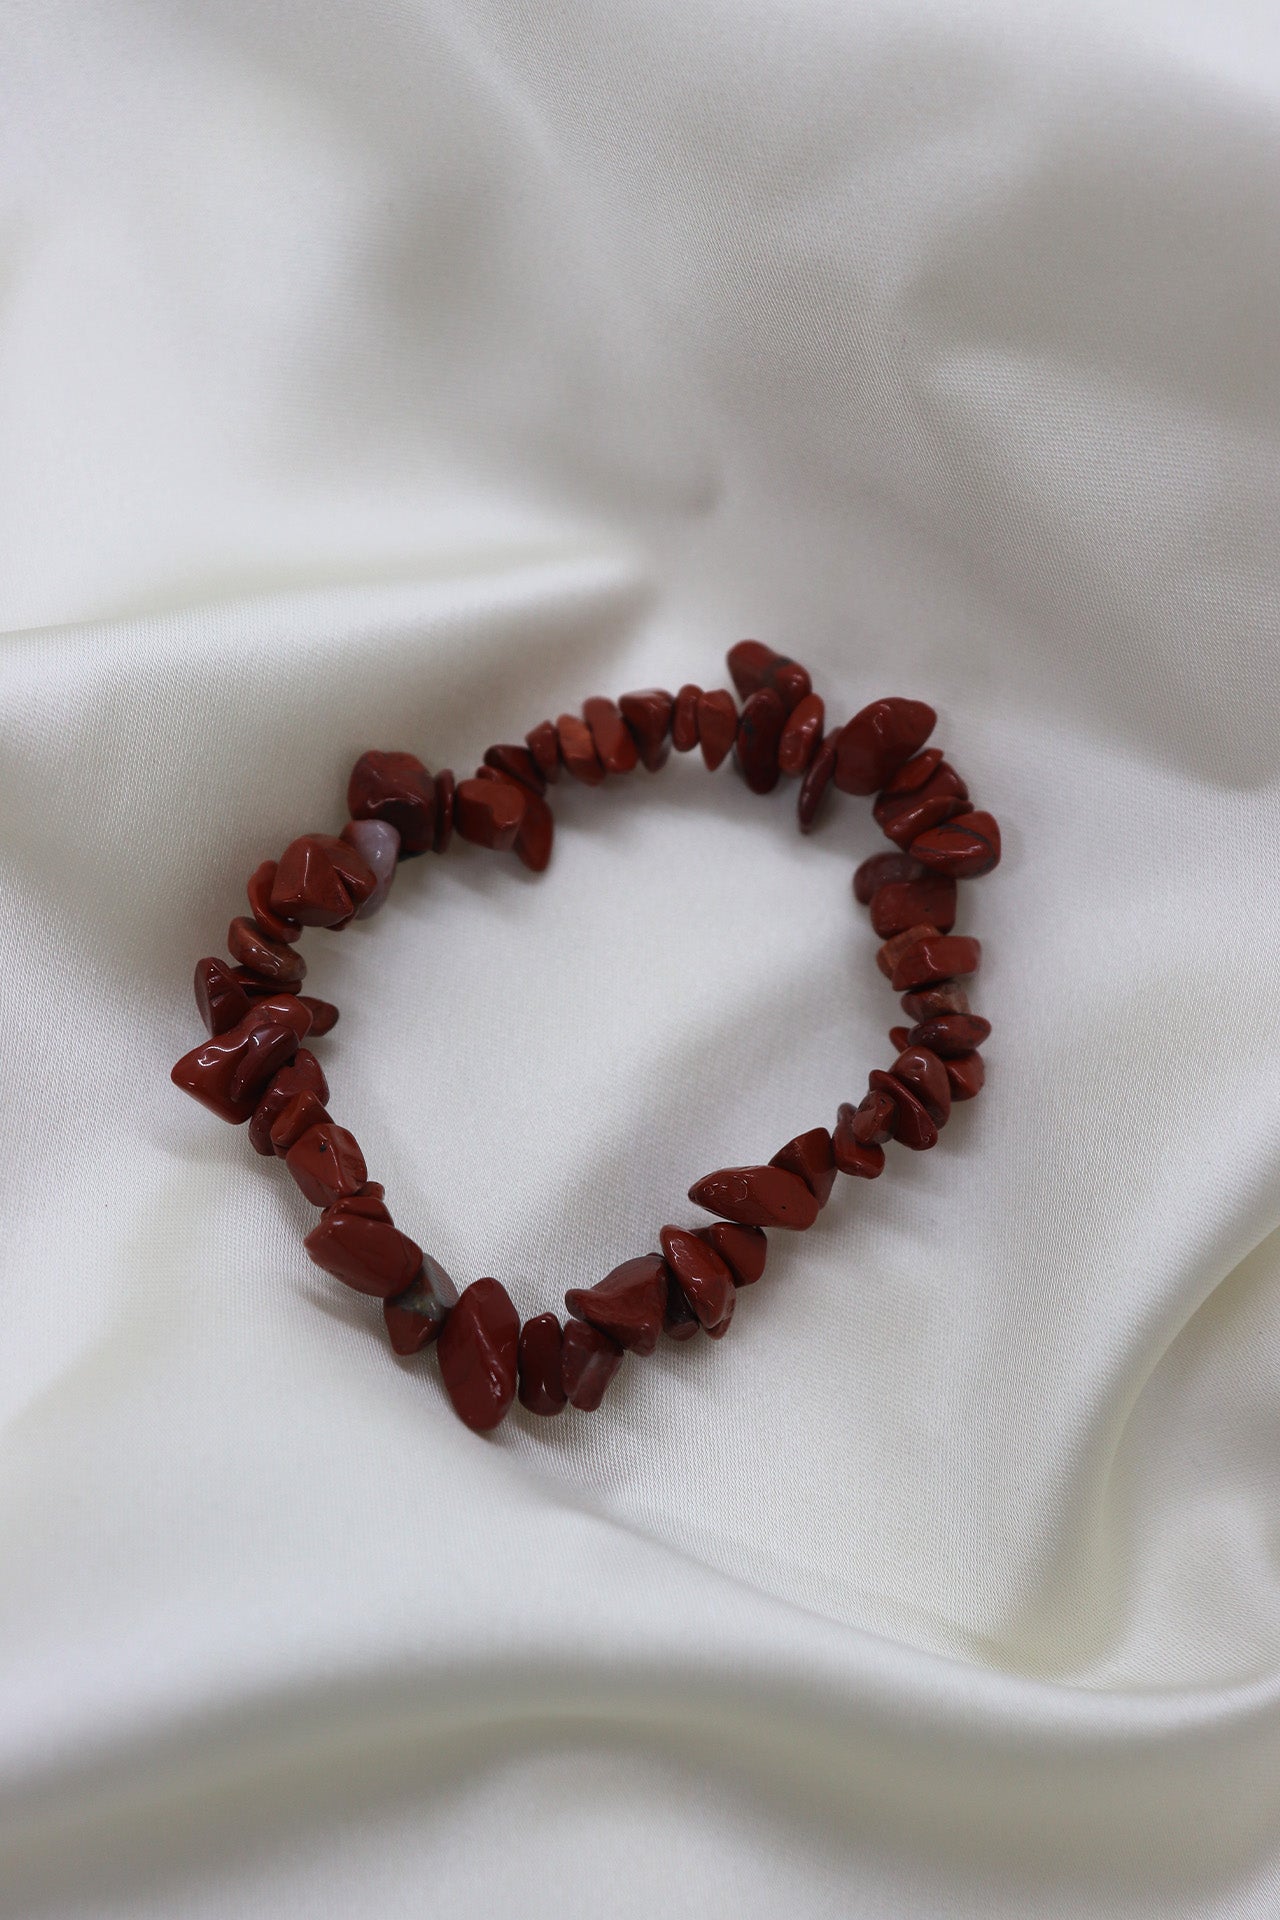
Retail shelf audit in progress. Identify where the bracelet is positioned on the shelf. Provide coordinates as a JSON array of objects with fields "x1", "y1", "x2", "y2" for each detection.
[{"x1": 171, "y1": 641, "x2": 1000, "y2": 1433}]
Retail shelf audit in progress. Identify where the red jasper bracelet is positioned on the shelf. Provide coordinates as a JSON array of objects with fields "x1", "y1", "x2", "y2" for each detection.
[{"x1": 172, "y1": 641, "x2": 1000, "y2": 1433}]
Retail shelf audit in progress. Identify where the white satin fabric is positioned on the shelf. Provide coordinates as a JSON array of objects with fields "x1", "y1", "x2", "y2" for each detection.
[{"x1": 3, "y1": 2, "x2": 1280, "y2": 1914}]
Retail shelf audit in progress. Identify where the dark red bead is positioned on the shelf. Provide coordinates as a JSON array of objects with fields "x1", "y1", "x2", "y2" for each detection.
[
  {"x1": 565, "y1": 1252, "x2": 667, "y2": 1355},
  {"x1": 384, "y1": 1255, "x2": 458, "y2": 1354},
  {"x1": 618, "y1": 689, "x2": 673, "y2": 771},
  {"x1": 695, "y1": 1221, "x2": 767, "y2": 1287},
  {"x1": 900, "y1": 982, "x2": 970, "y2": 1021},
  {"x1": 454, "y1": 776, "x2": 526, "y2": 850},
  {"x1": 910, "y1": 809, "x2": 1001, "y2": 877},
  {"x1": 341, "y1": 1184, "x2": 391, "y2": 1222},
  {"x1": 271, "y1": 835, "x2": 376, "y2": 929},
  {"x1": 852, "y1": 851, "x2": 923, "y2": 906},
  {"x1": 849, "y1": 1088, "x2": 896, "y2": 1145},
  {"x1": 687, "y1": 1165, "x2": 819, "y2": 1231},
  {"x1": 907, "y1": 1013, "x2": 991, "y2": 1057},
  {"x1": 672, "y1": 684, "x2": 702, "y2": 752},
  {"x1": 834, "y1": 698, "x2": 936, "y2": 796},
  {"x1": 518, "y1": 1312, "x2": 567, "y2": 1414},
  {"x1": 946, "y1": 1051, "x2": 986, "y2": 1100},
  {"x1": 797, "y1": 729, "x2": 838, "y2": 833},
  {"x1": 247, "y1": 1049, "x2": 329, "y2": 1155},
  {"x1": 524, "y1": 720, "x2": 562, "y2": 785},
  {"x1": 769, "y1": 1127, "x2": 837, "y2": 1206},
  {"x1": 557, "y1": 713, "x2": 605, "y2": 785},
  {"x1": 726, "y1": 640, "x2": 811, "y2": 714},
  {"x1": 438, "y1": 1278, "x2": 520, "y2": 1430},
  {"x1": 696, "y1": 689, "x2": 738, "y2": 771},
  {"x1": 734, "y1": 687, "x2": 786, "y2": 795},
  {"x1": 305, "y1": 1205, "x2": 424, "y2": 1299},
  {"x1": 888, "y1": 1026, "x2": 912, "y2": 1052},
  {"x1": 194, "y1": 956, "x2": 250, "y2": 1036},
  {"x1": 298, "y1": 995, "x2": 339, "y2": 1036},
  {"x1": 583, "y1": 696, "x2": 639, "y2": 775},
  {"x1": 347, "y1": 750, "x2": 435, "y2": 856},
  {"x1": 869, "y1": 873, "x2": 957, "y2": 938},
  {"x1": 705, "y1": 1287, "x2": 737, "y2": 1339},
  {"x1": 561, "y1": 1317, "x2": 623, "y2": 1410},
  {"x1": 867, "y1": 1068, "x2": 939, "y2": 1151},
  {"x1": 269, "y1": 1088, "x2": 332, "y2": 1156},
  {"x1": 514, "y1": 791, "x2": 554, "y2": 872},
  {"x1": 172, "y1": 995, "x2": 311, "y2": 1123},
  {"x1": 659, "y1": 1227, "x2": 734, "y2": 1329},
  {"x1": 247, "y1": 861, "x2": 301, "y2": 944},
  {"x1": 484, "y1": 743, "x2": 546, "y2": 795},
  {"x1": 432, "y1": 770, "x2": 455, "y2": 853},
  {"x1": 890, "y1": 934, "x2": 981, "y2": 993},
  {"x1": 890, "y1": 1046, "x2": 951, "y2": 1126},
  {"x1": 832, "y1": 1104, "x2": 886, "y2": 1177},
  {"x1": 873, "y1": 764, "x2": 968, "y2": 847},
  {"x1": 227, "y1": 1023, "x2": 299, "y2": 1103},
  {"x1": 777, "y1": 692, "x2": 824, "y2": 775},
  {"x1": 880, "y1": 747, "x2": 945, "y2": 796},
  {"x1": 227, "y1": 915, "x2": 306, "y2": 988},
  {"x1": 285, "y1": 1123, "x2": 367, "y2": 1207},
  {"x1": 876, "y1": 922, "x2": 941, "y2": 980},
  {"x1": 662, "y1": 1279, "x2": 701, "y2": 1341}
]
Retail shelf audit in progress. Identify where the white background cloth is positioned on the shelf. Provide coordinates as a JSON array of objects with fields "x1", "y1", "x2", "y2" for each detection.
[{"x1": 2, "y1": 2, "x2": 1279, "y2": 1913}]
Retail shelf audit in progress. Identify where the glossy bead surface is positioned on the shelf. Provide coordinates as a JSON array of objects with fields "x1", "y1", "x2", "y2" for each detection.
[
  {"x1": 228, "y1": 915, "x2": 306, "y2": 988},
  {"x1": 384, "y1": 1255, "x2": 458, "y2": 1354},
  {"x1": 945, "y1": 1051, "x2": 986, "y2": 1100},
  {"x1": 348, "y1": 750, "x2": 436, "y2": 856},
  {"x1": 832, "y1": 1104, "x2": 887, "y2": 1177},
  {"x1": 888, "y1": 1026, "x2": 912, "y2": 1053},
  {"x1": 618, "y1": 689, "x2": 673, "y2": 771},
  {"x1": 890, "y1": 934, "x2": 981, "y2": 993},
  {"x1": 876, "y1": 922, "x2": 941, "y2": 980},
  {"x1": 696, "y1": 1221, "x2": 767, "y2": 1287},
  {"x1": 247, "y1": 1050, "x2": 329, "y2": 1155},
  {"x1": 726, "y1": 640, "x2": 811, "y2": 713},
  {"x1": 285, "y1": 1123, "x2": 368, "y2": 1207},
  {"x1": 849, "y1": 1088, "x2": 895, "y2": 1145},
  {"x1": 341, "y1": 818, "x2": 400, "y2": 917},
  {"x1": 909, "y1": 809, "x2": 1002, "y2": 877},
  {"x1": 797, "y1": 729, "x2": 838, "y2": 833},
  {"x1": 438, "y1": 1278, "x2": 520, "y2": 1430},
  {"x1": 524, "y1": 720, "x2": 562, "y2": 784},
  {"x1": 868, "y1": 1068, "x2": 939, "y2": 1151},
  {"x1": 227, "y1": 1022, "x2": 299, "y2": 1103},
  {"x1": 891, "y1": 1046, "x2": 951, "y2": 1126},
  {"x1": 583, "y1": 696, "x2": 639, "y2": 775},
  {"x1": 834, "y1": 698, "x2": 936, "y2": 796},
  {"x1": 514, "y1": 791, "x2": 554, "y2": 872},
  {"x1": 268, "y1": 1088, "x2": 332, "y2": 1156},
  {"x1": 869, "y1": 873, "x2": 957, "y2": 938},
  {"x1": 696, "y1": 689, "x2": 738, "y2": 771},
  {"x1": 672, "y1": 684, "x2": 702, "y2": 752},
  {"x1": 687, "y1": 1165, "x2": 819, "y2": 1231},
  {"x1": 565, "y1": 1253, "x2": 667, "y2": 1355},
  {"x1": 852, "y1": 851, "x2": 924, "y2": 906},
  {"x1": 271, "y1": 835, "x2": 376, "y2": 929},
  {"x1": 658, "y1": 1227, "x2": 734, "y2": 1330},
  {"x1": 247, "y1": 861, "x2": 301, "y2": 944},
  {"x1": 172, "y1": 997, "x2": 309, "y2": 1123},
  {"x1": 662, "y1": 1279, "x2": 701, "y2": 1340},
  {"x1": 561, "y1": 1317, "x2": 623, "y2": 1410},
  {"x1": 194, "y1": 956, "x2": 250, "y2": 1036},
  {"x1": 778, "y1": 692, "x2": 824, "y2": 775},
  {"x1": 735, "y1": 687, "x2": 786, "y2": 795},
  {"x1": 484, "y1": 743, "x2": 546, "y2": 795},
  {"x1": 298, "y1": 996, "x2": 338, "y2": 1036},
  {"x1": 705, "y1": 1287, "x2": 736, "y2": 1340},
  {"x1": 769, "y1": 1128, "x2": 837, "y2": 1206},
  {"x1": 517, "y1": 1313, "x2": 567, "y2": 1414},
  {"x1": 873, "y1": 764, "x2": 968, "y2": 848},
  {"x1": 880, "y1": 748, "x2": 945, "y2": 796},
  {"x1": 454, "y1": 776, "x2": 526, "y2": 850},
  {"x1": 907, "y1": 1013, "x2": 991, "y2": 1057},
  {"x1": 432, "y1": 770, "x2": 455, "y2": 853},
  {"x1": 900, "y1": 981, "x2": 970, "y2": 1021},
  {"x1": 556, "y1": 713, "x2": 605, "y2": 785},
  {"x1": 304, "y1": 1205, "x2": 424, "y2": 1299}
]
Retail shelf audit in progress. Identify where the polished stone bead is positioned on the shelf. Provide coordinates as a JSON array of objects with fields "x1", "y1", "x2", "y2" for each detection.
[
  {"x1": 891, "y1": 1045, "x2": 951, "y2": 1126},
  {"x1": 454, "y1": 775, "x2": 526, "y2": 850},
  {"x1": 524, "y1": 720, "x2": 563, "y2": 784},
  {"x1": 561, "y1": 1317, "x2": 623, "y2": 1410},
  {"x1": 945, "y1": 1051, "x2": 986, "y2": 1100},
  {"x1": 438, "y1": 1278, "x2": 520, "y2": 1430},
  {"x1": 194, "y1": 956, "x2": 251, "y2": 1036},
  {"x1": 696, "y1": 1221, "x2": 767, "y2": 1287},
  {"x1": 384, "y1": 1255, "x2": 458, "y2": 1354},
  {"x1": 658, "y1": 1226, "x2": 734, "y2": 1329},
  {"x1": 900, "y1": 982, "x2": 970, "y2": 1021},
  {"x1": 777, "y1": 692, "x2": 825, "y2": 774},
  {"x1": 726, "y1": 639, "x2": 811, "y2": 713},
  {"x1": 298, "y1": 996, "x2": 339, "y2": 1036},
  {"x1": 880, "y1": 747, "x2": 945, "y2": 795},
  {"x1": 832, "y1": 1104, "x2": 886, "y2": 1177},
  {"x1": 834, "y1": 698, "x2": 936, "y2": 796},
  {"x1": 228, "y1": 915, "x2": 306, "y2": 988},
  {"x1": 735, "y1": 687, "x2": 786, "y2": 794},
  {"x1": 347, "y1": 750, "x2": 436, "y2": 856},
  {"x1": 769, "y1": 1127, "x2": 837, "y2": 1206},
  {"x1": 341, "y1": 818, "x2": 400, "y2": 917},
  {"x1": 873, "y1": 765, "x2": 969, "y2": 847},
  {"x1": 852, "y1": 851, "x2": 924, "y2": 906},
  {"x1": 672, "y1": 684, "x2": 702, "y2": 752},
  {"x1": 305, "y1": 1203, "x2": 424, "y2": 1299},
  {"x1": 888, "y1": 1026, "x2": 912, "y2": 1052},
  {"x1": 662, "y1": 1277, "x2": 701, "y2": 1340},
  {"x1": 849, "y1": 1088, "x2": 896, "y2": 1145},
  {"x1": 687, "y1": 1164, "x2": 819, "y2": 1230},
  {"x1": 909, "y1": 809, "x2": 1002, "y2": 877},
  {"x1": 556, "y1": 713, "x2": 605, "y2": 785},
  {"x1": 583, "y1": 696, "x2": 639, "y2": 775},
  {"x1": 484, "y1": 743, "x2": 546, "y2": 795},
  {"x1": 876, "y1": 922, "x2": 941, "y2": 980},
  {"x1": 432, "y1": 770, "x2": 455, "y2": 852},
  {"x1": 868, "y1": 1068, "x2": 939, "y2": 1151},
  {"x1": 890, "y1": 933, "x2": 981, "y2": 993},
  {"x1": 246, "y1": 1050, "x2": 329, "y2": 1155},
  {"x1": 514, "y1": 791, "x2": 554, "y2": 873},
  {"x1": 869, "y1": 873, "x2": 958, "y2": 938},
  {"x1": 285, "y1": 1123, "x2": 368, "y2": 1207},
  {"x1": 341, "y1": 1184, "x2": 391, "y2": 1222},
  {"x1": 231, "y1": 965, "x2": 288, "y2": 999},
  {"x1": 705, "y1": 1287, "x2": 736, "y2": 1339},
  {"x1": 172, "y1": 995, "x2": 311, "y2": 1123},
  {"x1": 565, "y1": 1252, "x2": 667, "y2": 1355},
  {"x1": 271, "y1": 834, "x2": 377, "y2": 929},
  {"x1": 517, "y1": 1312, "x2": 567, "y2": 1414},
  {"x1": 246, "y1": 861, "x2": 301, "y2": 945},
  {"x1": 696, "y1": 689, "x2": 738, "y2": 771},
  {"x1": 618, "y1": 689, "x2": 674, "y2": 771},
  {"x1": 797, "y1": 729, "x2": 838, "y2": 833},
  {"x1": 269, "y1": 1088, "x2": 332, "y2": 1156},
  {"x1": 227, "y1": 1023, "x2": 299, "y2": 1103},
  {"x1": 907, "y1": 1013, "x2": 991, "y2": 1057}
]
